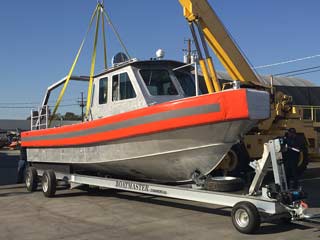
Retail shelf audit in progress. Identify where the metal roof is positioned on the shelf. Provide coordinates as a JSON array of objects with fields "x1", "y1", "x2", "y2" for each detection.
[
  {"x1": 216, "y1": 71, "x2": 316, "y2": 87},
  {"x1": 96, "y1": 59, "x2": 316, "y2": 87},
  {"x1": 0, "y1": 120, "x2": 30, "y2": 131},
  {"x1": 0, "y1": 120, "x2": 81, "y2": 132}
]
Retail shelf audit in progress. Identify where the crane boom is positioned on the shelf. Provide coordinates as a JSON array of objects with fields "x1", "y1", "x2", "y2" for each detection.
[{"x1": 179, "y1": 0, "x2": 262, "y2": 86}]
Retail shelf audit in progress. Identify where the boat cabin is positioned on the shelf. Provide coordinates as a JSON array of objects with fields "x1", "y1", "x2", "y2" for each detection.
[
  {"x1": 90, "y1": 60, "x2": 197, "y2": 120},
  {"x1": 30, "y1": 59, "x2": 199, "y2": 129}
]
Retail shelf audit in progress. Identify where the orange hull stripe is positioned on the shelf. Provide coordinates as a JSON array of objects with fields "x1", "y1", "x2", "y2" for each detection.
[{"x1": 21, "y1": 89, "x2": 249, "y2": 147}]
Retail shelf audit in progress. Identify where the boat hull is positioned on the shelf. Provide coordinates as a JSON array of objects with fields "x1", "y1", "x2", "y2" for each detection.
[
  {"x1": 26, "y1": 119, "x2": 254, "y2": 182},
  {"x1": 22, "y1": 89, "x2": 270, "y2": 182}
]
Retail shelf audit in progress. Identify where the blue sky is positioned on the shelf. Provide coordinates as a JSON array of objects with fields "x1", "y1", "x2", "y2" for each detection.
[{"x1": 0, "y1": 0, "x2": 320, "y2": 119}]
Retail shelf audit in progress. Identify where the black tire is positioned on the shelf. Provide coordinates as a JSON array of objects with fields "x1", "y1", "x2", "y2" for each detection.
[
  {"x1": 228, "y1": 143, "x2": 251, "y2": 177},
  {"x1": 231, "y1": 201, "x2": 261, "y2": 234},
  {"x1": 205, "y1": 176, "x2": 244, "y2": 192},
  {"x1": 25, "y1": 167, "x2": 38, "y2": 192},
  {"x1": 42, "y1": 170, "x2": 56, "y2": 198}
]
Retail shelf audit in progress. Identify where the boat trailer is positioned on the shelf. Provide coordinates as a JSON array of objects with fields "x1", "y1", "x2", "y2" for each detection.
[{"x1": 25, "y1": 139, "x2": 319, "y2": 234}]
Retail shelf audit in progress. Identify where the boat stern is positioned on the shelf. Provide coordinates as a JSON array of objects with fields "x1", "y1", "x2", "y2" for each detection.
[{"x1": 245, "y1": 89, "x2": 270, "y2": 120}]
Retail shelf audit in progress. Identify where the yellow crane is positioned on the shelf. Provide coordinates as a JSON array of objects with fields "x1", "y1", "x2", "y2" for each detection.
[
  {"x1": 178, "y1": 0, "x2": 264, "y2": 93},
  {"x1": 178, "y1": 0, "x2": 316, "y2": 175}
]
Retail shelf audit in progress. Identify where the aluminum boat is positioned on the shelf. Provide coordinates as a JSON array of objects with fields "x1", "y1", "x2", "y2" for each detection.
[{"x1": 21, "y1": 60, "x2": 270, "y2": 182}]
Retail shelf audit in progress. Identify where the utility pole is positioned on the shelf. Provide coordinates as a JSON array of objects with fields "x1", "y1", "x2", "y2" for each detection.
[
  {"x1": 183, "y1": 39, "x2": 192, "y2": 63},
  {"x1": 78, "y1": 92, "x2": 86, "y2": 122},
  {"x1": 183, "y1": 38, "x2": 197, "y2": 64},
  {"x1": 187, "y1": 38, "x2": 191, "y2": 63}
]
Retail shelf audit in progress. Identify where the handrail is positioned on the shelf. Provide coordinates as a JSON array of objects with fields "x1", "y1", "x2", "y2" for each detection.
[{"x1": 31, "y1": 106, "x2": 48, "y2": 130}]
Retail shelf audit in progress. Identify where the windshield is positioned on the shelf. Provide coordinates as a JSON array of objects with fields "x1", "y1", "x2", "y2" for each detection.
[
  {"x1": 140, "y1": 69, "x2": 178, "y2": 96},
  {"x1": 174, "y1": 71, "x2": 196, "y2": 97}
]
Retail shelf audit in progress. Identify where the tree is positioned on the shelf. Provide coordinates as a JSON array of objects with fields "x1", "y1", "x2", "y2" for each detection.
[
  {"x1": 63, "y1": 112, "x2": 82, "y2": 121},
  {"x1": 26, "y1": 111, "x2": 81, "y2": 122}
]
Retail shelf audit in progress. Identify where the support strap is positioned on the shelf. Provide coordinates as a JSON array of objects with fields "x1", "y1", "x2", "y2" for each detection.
[
  {"x1": 101, "y1": 7, "x2": 131, "y2": 58},
  {"x1": 101, "y1": 8, "x2": 108, "y2": 69},
  {"x1": 85, "y1": 8, "x2": 101, "y2": 118},
  {"x1": 49, "y1": 5, "x2": 99, "y2": 126},
  {"x1": 49, "y1": 3, "x2": 130, "y2": 125}
]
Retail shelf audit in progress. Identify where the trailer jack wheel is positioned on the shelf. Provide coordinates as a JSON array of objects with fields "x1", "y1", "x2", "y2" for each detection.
[
  {"x1": 42, "y1": 170, "x2": 56, "y2": 198},
  {"x1": 25, "y1": 167, "x2": 38, "y2": 192},
  {"x1": 231, "y1": 201, "x2": 260, "y2": 234}
]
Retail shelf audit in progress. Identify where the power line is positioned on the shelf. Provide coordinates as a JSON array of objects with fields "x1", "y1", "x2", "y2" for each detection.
[
  {"x1": 273, "y1": 65, "x2": 320, "y2": 76},
  {"x1": 257, "y1": 54, "x2": 320, "y2": 69},
  {"x1": 0, "y1": 102, "x2": 39, "y2": 105},
  {"x1": 254, "y1": 54, "x2": 320, "y2": 69},
  {"x1": 0, "y1": 98, "x2": 79, "y2": 105},
  {"x1": 0, "y1": 106, "x2": 35, "y2": 109},
  {"x1": 0, "y1": 104, "x2": 79, "y2": 109},
  {"x1": 50, "y1": 104, "x2": 79, "y2": 108},
  {"x1": 286, "y1": 69, "x2": 320, "y2": 77}
]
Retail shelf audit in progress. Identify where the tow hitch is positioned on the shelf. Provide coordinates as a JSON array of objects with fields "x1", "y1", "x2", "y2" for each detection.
[{"x1": 249, "y1": 139, "x2": 319, "y2": 226}]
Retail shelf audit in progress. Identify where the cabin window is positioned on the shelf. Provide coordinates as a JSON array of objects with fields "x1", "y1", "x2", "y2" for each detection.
[
  {"x1": 140, "y1": 69, "x2": 178, "y2": 96},
  {"x1": 112, "y1": 72, "x2": 136, "y2": 101},
  {"x1": 99, "y1": 77, "x2": 108, "y2": 104},
  {"x1": 175, "y1": 71, "x2": 196, "y2": 97}
]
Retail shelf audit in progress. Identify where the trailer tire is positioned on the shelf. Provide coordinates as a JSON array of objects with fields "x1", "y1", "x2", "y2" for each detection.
[
  {"x1": 205, "y1": 176, "x2": 244, "y2": 192},
  {"x1": 25, "y1": 167, "x2": 38, "y2": 192},
  {"x1": 231, "y1": 201, "x2": 260, "y2": 234},
  {"x1": 42, "y1": 170, "x2": 56, "y2": 198},
  {"x1": 228, "y1": 143, "x2": 251, "y2": 177}
]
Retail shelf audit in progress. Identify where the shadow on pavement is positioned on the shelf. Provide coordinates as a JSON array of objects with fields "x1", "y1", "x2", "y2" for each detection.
[
  {"x1": 54, "y1": 188, "x2": 315, "y2": 234},
  {"x1": 0, "y1": 184, "x2": 26, "y2": 191},
  {"x1": 258, "y1": 222, "x2": 311, "y2": 235},
  {"x1": 55, "y1": 188, "x2": 231, "y2": 218},
  {"x1": 0, "y1": 191, "x2": 31, "y2": 198},
  {"x1": 0, "y1": 151, "x2": 19, "y2": 185},
  {"x1": 301, "y1": 167, "x2": 320, "y2": 208}
]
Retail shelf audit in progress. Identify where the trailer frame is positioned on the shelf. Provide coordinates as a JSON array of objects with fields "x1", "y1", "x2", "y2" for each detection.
[{"x1": 25, "y1": 139, "x2": 313, "y2": 234}]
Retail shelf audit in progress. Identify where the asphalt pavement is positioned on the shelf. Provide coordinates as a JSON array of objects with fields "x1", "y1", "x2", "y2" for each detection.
[
  {"x1": 0, "y1": 149, "x2": 19, "y2": 185},
  {"x1": 0, "y1": 150, "x2": 319, "y2": 240}
]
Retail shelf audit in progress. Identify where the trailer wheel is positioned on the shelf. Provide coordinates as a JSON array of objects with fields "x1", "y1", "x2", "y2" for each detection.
[
  {"x1": 25, "y1": 167, "x2": 38, "y2": 192},
  {"x1": 231, "y1": 201, "x2": 260, "y2": 234},
  {"x1": 205, "y1": 176, "x2": 244, "y2": 192},
  {"x1": 42, "y1": 170, "x2": 56, "y2": 198}
]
